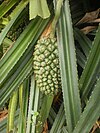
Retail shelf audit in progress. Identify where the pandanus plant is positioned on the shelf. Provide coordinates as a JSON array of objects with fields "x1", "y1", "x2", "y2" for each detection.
[{"x1": 0, "y1": 0, "x2": 100, "y2": 133}]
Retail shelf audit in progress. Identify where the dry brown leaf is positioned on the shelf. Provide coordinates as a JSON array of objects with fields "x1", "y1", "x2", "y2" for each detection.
[
  {"x1": 54, "y1": 91, "x2": 62, "y2": 104},
  {"x1": 42, "y1": 121, "x2": 48, "y2": 133},
  {"x1": 91, "y1": 120, "x2": 100, "y2": 133},
  {"x1": 0, "y1": 109, "x2": 8, "y2": 122},
  {"x1": 77, "y1": 8, "x2": 100, "y2": 25},
  {"x1": 91, "y1": 18, "x2": 100, "y2": 23},
  {"x1": 40, "y1": 21, "x2": 52, "y2": 38},
  {"x1": 96, "y1": 121, "x2": 100, "y2": 128},
  {"x1": 81, "y1": 26, "x2": 97, "y2": 34}
]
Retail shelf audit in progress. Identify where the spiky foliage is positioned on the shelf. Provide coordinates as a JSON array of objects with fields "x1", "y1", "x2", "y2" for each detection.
[{"x1": 0, "y1": 0, "x2": 100, "y2": 133}]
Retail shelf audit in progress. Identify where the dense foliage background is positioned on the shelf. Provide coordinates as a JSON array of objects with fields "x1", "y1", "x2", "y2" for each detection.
[{"x1": 0, "y1": 0, "x2": 100, "y2": 133}]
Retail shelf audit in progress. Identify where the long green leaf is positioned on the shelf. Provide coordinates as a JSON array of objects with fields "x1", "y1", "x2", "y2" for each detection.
[
  {"x1": 7, "y1": 89, "x2": 18, "y2": 132},
  {"x1": 0, "y1": 19, "x2": 39, "y2": 84},
  {"x1": 23, "y1": 79, "x2": 30, "y2": 120},
  {"x1": 26, "y1": 75, "x2": 35, "y2": 133},
  {"x1": 74, "y1": 28, "x2": 92, "y2": 57},
  {"x1": 79, "y1": 25, "x2": 100, "y2": 99},
  {"x1": 0, "y1": 45, "x2": 3, "y2": 58},
  {"x1": 31, "y1": 85, "x2": 40, "y2": 133},
  {"x1": 29, "y1": 0, "x2": 50, "y2": 19},
  {"x1": 18, "y1": 84, "x2": 24, "y2": 133},
  {"x1": 36, "y1": 94, "x2": 54, "y2": 133},
  {"x1": 50, "y1": 104, "x2": 65, "y2": 133},
  {"x1": 73, "y1": 78, "x2": 100, "y2": 133},
  {"x1": 0, "y1": 0, "x2": 28, "y2": 46},
  {"x1": 0, "y1": 17, "x2": 37, "y2": 67},
  {"x1": 61, "y1": 127, "x2": 68, "y2": 133},
  {"x1": 26, "y1": 75, "x2": 40, "y2": 133},
  {"x1": 57, "y1": 0, "x2": 81, "y2": 132},
  {"x1": 0, "y1": 57, "x2": 33, "y2": 107},
  {"x1": 0, "y1": 17, "x2": 50, "y2": 86},
  {"x1": 48, "y1": 107, "x2": 57, "y2": 125},
  {"x1": 18, "y1": 81, "x2": 29, "y2": 133},
  {"x1": 76, "y1": 47, "x2": 86, "y2": 68},
  {"x1": 0, "y1": 46, "x2": 33, "y2": 95},
  {"x1": 0, "y1": 109, "x2": 19, "y2": 133},
  {"x1": 0, "y1": 0, "x2": 19, "y2": 19},
  {"x1": 0, "y1": 17, "x2": 50, "y2": 107}
]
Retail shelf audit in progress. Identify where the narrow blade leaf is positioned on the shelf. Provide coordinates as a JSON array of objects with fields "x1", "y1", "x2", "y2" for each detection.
[
  {"x1": 79, "y1": 25, "x2": 100, "y2": 99},
  {"x1": 73, "y1": 78, "x2": 100, "y2": 133},
  {"x1": 0, "y1": 0, "x2": 19, "y2": 19},
  {"x1": 0, "y1": 0, "x2": 28, "y2": 46},
  {"x1": 57, "y1": 0, "x2": 81, "y2": 132},
  {"x1": 50, "y1": 104, "x2": 65, "y2": 133},
  {"x1": 29, "y1": 0, "x2": 50, "y2": 19}
]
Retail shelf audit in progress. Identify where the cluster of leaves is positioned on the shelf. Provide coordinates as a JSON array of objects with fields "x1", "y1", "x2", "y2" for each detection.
[{"x1": 0, "y1": 0, "x2": 100, "y2": 133}]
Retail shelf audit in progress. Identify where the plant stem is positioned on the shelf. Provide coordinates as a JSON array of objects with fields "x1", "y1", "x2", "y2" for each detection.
[
  {"x1": 50, "y1": 0, "x2": 63, "y2": 37},
  {"x1": 7, "y1": 89, "x2": 18, "y2": 132}
]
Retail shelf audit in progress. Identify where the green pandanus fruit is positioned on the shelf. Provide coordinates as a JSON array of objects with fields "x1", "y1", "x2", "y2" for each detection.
[
  {"x1": 33, "y1": 0, "x2": 63, "y2": 95},
  {"x1": 33, "y1": 36, "x2": 61, "y2": 95}
]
